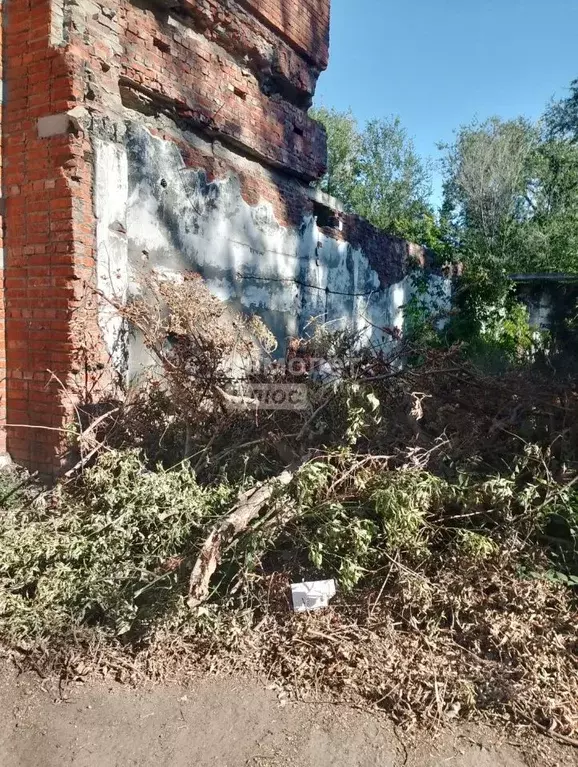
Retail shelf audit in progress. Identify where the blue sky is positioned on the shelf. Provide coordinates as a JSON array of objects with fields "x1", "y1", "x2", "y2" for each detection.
[{"x1": 315, "y1": 0, "x2": 578, "y2": 205}]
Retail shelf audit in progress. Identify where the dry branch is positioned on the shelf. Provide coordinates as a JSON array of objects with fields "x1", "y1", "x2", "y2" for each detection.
[{"x1": 187, "y1": 464, "x2": 299, "y2": 607}]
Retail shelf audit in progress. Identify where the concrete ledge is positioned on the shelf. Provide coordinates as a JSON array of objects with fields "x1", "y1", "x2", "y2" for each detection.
[
  {"x1": 306, "y1": 187, "x2": 345, "y2": 214},
  {"x1": 0, "y1": 453, "x2": 13, "y2": 470},
  {"x1": 37, "y1": 107, "x2": 89, "y2": 138}
]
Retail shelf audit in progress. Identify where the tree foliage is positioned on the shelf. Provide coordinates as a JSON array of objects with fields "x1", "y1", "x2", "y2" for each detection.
[
  {"x1": 311, "y1": 107, "x2": 361, "y2": 205},
  {"x1": 314, "y1": 77, "x2": 578, "y2": 274},
  {"x1": 545, "y1": 78, "x2": 578, "y2": 142},
  {"x1": 513, "y1": 137, "x2": 578, "y2": 272},
  {"x1": 441, "y1": 117, "x2": 537, "y2": 268},
  {"x1": 441, "y1": 84, "x2": 578, "y2": 274},
  {"x1": 353, "y1": 117, "x2": 432, "y2": 234},
  {"x1": 312, "y1": 107, "x2": 440, "y2": 248}
]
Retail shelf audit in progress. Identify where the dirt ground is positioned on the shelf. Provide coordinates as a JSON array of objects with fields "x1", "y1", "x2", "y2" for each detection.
[{"x1": 0, "y1": 662, "x2": 575, "y2": 767}]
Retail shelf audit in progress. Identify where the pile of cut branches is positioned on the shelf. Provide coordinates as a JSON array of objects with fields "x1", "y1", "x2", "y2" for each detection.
[{"x1": 1, "y1": 273, "x2": 577, "y2": 742}]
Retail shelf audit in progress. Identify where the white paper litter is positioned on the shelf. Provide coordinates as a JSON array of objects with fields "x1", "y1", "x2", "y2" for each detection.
[{"x1": 291, "y1": 579, "x2": 336, "y2": 613}]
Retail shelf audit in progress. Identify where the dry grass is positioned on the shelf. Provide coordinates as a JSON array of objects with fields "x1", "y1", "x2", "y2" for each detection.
[{"x1": 10, "y1": 552, "x2": 577, "y2": 745}]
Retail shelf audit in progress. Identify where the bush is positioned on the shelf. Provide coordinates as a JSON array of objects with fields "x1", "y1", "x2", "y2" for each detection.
[
  {"x1": 0, "y1": 450, "x2": 234, "y2": 641},
  {"x1": 446, "y1": 269, "x2": 549, "y2": 366}
]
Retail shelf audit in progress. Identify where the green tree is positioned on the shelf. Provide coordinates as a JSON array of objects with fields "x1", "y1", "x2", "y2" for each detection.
[
  {"x1": 525, "y1": 81, "x2": 578, "y2": 272},
  {"x1": 441, "y1": 107, "x2": 578, "y2": 274},
  {"x1": 352, "y1": 117, "x2": 432, "y2": 236},
  {"x1": 311, "y1": 107, "x2": 361, "y2": 203},
  {"x1": 441, "y1": 117, "x2": 538, "y2": 269},
  {"x1": 545, "y1": 78, "x2": 578, "y2": 142},
  {"x1": 312, "y1": 108, "x2": 440, "y2": 248},
  {"x1": 513, "y1": 137, "x2": 578, "y2": 272}
]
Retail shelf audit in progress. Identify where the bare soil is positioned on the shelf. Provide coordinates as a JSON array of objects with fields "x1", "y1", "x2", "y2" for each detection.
[{"x1": 0, "y1": 663, "x2": 575, "y2": 767}]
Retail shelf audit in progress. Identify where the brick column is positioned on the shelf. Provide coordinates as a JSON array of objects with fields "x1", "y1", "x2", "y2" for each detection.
[{"x1": 2, "y1": 0, "x2": 97, "y2": 474}]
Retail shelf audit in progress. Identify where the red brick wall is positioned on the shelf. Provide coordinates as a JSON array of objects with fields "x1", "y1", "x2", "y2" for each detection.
[
  {"x1": 0, "y1": 0, "x2": 331, "y2": 474},
  {"x1": 0, "y1": 0, "x2": 330, "y2": 473},
  {"x1": 2, "y1": 0, "x2": 97, "y2": 473},
  {"x1": 239, "y1": 0, "x2": 330, "y2": 68},
  {"x1": 176, "y1": 0, "x2": 322, "y2": 100},
  {"x1": 0, "y1": 0, "x2": 5, "y2": 457},
  {"x1": 118, "y1": 0, "x2": 327, "y2": 181}
]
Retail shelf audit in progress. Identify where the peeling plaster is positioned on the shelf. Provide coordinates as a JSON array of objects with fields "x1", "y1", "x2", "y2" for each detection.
[{"x1": 94, "y1": 122, "x2": 451, "y2": 375}]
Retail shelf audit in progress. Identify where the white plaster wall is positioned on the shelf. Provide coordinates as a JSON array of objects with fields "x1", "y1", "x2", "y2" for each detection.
[
  {"x1": 527, "y1": 291, "x2": 554, "y2": 331},
  {"x1": 93, "y1": 123, "x2": 452, "y2": 374},
  {"x1": 94, "y1": 137, "x2": 129, "y2": 372}
]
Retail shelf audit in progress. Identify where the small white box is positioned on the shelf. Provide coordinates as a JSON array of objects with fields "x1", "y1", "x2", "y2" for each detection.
[{"x1": 291, "y1": 580, "x2": 336, "y2": 613}]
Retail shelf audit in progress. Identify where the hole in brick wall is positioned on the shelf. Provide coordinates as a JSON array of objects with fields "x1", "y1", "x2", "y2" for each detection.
[
  {"x1": 293, "y1": 125, "x2": 304, "y2": 136},
  {"x1": 314, "y1": 202, "x2": 340, "y2": 229},
  {"x1": 259, "y1": 74, "x2": 312, "y2": 110},
  {"x1": 233, "y1": 86, "x2": 247, "y2": 101},
  {"x1": 119, "y1": 83, "x2": 158, "y2": 117},
  {"x1": 153, "y1": 37, "x2": 171, "y2": 54}
]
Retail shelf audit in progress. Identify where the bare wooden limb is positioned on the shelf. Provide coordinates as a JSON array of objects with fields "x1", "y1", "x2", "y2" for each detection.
[
  {"x1": 0, "y1": 424, "x2": 71, "y2": 432},
  {"x1": 187, "y1": 465, "x2": 297, "y2": 608},
  {"x1": 514, "y1": 705, "x2": 578, "y2": 749},
  {"x1": 63, "y1": 442, "x2": 111, "y2": 478}
]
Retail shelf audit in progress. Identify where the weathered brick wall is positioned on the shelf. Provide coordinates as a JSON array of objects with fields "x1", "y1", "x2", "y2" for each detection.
[
  {"x1": 238, "y1": 0, "x2": 330, "y2": 67},
  {"x1": 2, "y1": 0, "x2": 97, "y2": 472},
  {"x1": 118, "y1": 1, "x2": 326, "y2": 180},
  {"x1": 0, "y1": 0, "x2": 331, "y2": 472},
  {"x1": 0, "y1": 0, "x2": 448, "y2": 474}
]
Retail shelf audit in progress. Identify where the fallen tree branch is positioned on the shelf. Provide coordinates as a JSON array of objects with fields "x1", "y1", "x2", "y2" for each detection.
[
  {"x1": 0, "y1": 424, "x2": 71, "y2": 432},
  {"x1": 63, "y1": 441, "x2": 111, "y2": 479},
  {"x1": 187, "y1": 462, "x2": 300, "y2": 607},
  {"x1": 214, "y1": 386, "x2": 260, "y2": 413}
]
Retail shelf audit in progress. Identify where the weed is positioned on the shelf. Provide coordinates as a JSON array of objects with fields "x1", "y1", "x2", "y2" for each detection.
[
  {"x1": 372, "y1": 471, "x2": 443, "y2": 554},
  {"x1": 455, "y1": 530, "x2": 499, "y2": 559}
]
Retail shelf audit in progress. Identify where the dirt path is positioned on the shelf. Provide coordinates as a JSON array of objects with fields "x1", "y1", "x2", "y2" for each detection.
[{"x1": 0, "y1": 663, "x2": 574, "y2": 767}]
